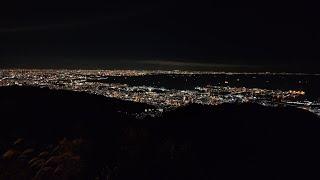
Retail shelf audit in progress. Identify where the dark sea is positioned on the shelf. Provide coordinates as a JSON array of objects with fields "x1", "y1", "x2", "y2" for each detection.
[{"x1": 90, "y1": 73, "x2": 320, "y2": 101}]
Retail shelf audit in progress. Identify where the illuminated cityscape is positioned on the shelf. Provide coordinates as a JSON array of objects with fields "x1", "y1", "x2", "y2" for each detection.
[{"x1": 1, "y1": 69, "x2": 319, "y2": 116}]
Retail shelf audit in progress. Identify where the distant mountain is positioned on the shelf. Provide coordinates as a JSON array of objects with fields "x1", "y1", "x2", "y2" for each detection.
[{"x1": 0, "y1": 86, "x2": 320, "y2": 180}]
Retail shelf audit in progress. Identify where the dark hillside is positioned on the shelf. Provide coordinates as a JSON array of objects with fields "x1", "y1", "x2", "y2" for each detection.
[
  {"x1": 0, "y1": 86, "x2": 319, "y2": 179},
  {"x1": 0, "y1": 86, "x2": 152, "y2": 139}
]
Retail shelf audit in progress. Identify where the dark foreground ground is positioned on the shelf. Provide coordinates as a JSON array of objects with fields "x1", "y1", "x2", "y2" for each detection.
[{"x1": 0, "y1": 86, "x2": 320, "y2": 180}]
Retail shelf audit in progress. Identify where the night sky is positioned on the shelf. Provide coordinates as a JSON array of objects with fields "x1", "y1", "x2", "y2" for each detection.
[{"x1": 1, "y1": 1, "x2": 319, "y2": 72}]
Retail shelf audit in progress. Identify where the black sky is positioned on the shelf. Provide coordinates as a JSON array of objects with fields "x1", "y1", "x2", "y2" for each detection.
[{"x1": 0, "y1": 1, "x2": 319, "y2": 72}]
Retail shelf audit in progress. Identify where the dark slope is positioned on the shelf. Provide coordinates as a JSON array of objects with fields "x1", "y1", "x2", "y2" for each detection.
[
  {"x1": 0, "y1": 86, "x2": 320, "y2": 180},
  {"x1": 156, "y1": 104, "x2": 320, "y2": 180},
  {"x1": 0, "y1": 86, "x2": 154, "y2": 179},
  {"x1": 0, "y1": 86, "x2": 153, "y2": 138}
]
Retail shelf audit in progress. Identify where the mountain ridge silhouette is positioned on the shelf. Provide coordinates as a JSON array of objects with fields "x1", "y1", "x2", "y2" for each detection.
[{"x1": 0, "y1": 86, "x2": 319, "y2": 179}]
